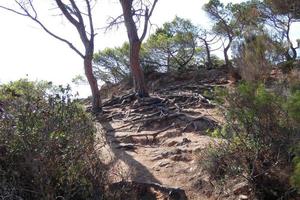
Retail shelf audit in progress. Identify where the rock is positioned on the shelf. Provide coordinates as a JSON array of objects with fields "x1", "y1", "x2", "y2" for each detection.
[
  {"x1": 116, "y1": 143, "x2": 137, "y2": 151},
  {"x1": 232, "y1": 182, "x2": 250, "y2": 195},
  {"x1": 167, "y1": 140, "x2": 178, "y2": 147},
  {"x1": 238, "y1": 194, "x2": 248, "y2": 200}
]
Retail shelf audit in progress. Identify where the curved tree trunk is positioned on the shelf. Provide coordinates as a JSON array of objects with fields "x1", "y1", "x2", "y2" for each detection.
[
  {"x1": 120, "y1": 0, "x2": 149, "y2": 97},
  {"x1": 224, "y1": 44, "x2": 231, "y2": 67},
  {"x1": 224, "y1": 39, "x2": 240, "y2": 81},
  {"x1": 167, "y1": 54, "x2": 171, "y2": 72},
  {"x1": 291, "y1": 46, "x2": 297, "y2": 60},
  {"x1": 285, "y1": 45, "x2": 297, "y2": 61},
  {"x1": 286, "y1": 31, "x2": 297, "y2": 61},
  {"x1": 130, "y1": 41, "x2": 149, "y2": 97},
  {"x1": 204, "y1": 40, "x2": 212, "y2": 69},
  {"x1": 84, "y1": 57, "x2": 102, "y2": 113}
]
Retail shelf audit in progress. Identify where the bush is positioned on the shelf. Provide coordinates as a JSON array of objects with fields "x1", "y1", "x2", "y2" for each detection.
[
  {"x1": 200, "y1": 82, "x2": 300, "y2": 199},
  {"x1": 291, "y1": 147, "x2": 300, "y2": 190},
  {"x1": 286, "y1": 90, "x2": 300, "y2": 123},
  {"x1": 289, "y1": 90, "x2": 300, "y2": 190},
  {"x1": 233, "y1": 34, "x2": 279, "y2": 82},
  {"x1": 0, "y1": 80, "x2": 106, "y2": 200}
]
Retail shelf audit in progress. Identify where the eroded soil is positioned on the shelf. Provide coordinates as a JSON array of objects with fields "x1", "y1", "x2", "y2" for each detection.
[{"x1": 94, "y1": 73, "x2": 245, "y2": 200}]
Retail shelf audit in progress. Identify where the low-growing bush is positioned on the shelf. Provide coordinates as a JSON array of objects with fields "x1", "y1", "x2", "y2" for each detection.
[
  {"x1": 291, "y1": 145, "x2": 300, "y2": 190},
  {"x1": 0, "y1": 79, "x2": 106, "y2": 200},
  {"x1": 199, "y1": 82, "x2": 300, "y2": 199}
]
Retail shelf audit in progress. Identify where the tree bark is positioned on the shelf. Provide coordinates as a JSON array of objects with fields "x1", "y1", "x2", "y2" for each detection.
[
  {"x1": 287, "y1": 40, "x2": 297, "y2": 61},
  {"x1": 204, "y1": 40, "x2": 212, "y2": 69},
  {"x1": 130, "y1": 41, "x2": 149, "y2": 97},
  {"x1": 120, "y1": 0, "x2": 149, "y2": 97},
  {"x1": 84, "y1": 56, "x2": 102, "y2": 113},
  {"x1": 291, "y1": 46, "x2": 297, "y2": 60},
  {"x1": 224, "y1": 41, "x2": 231, "y2": 67},
  {"x1": 286, "y1": 18, "x2": 297, "y2": 61},
  {"x1": 167, "y1": 54, "x2": 170, "y2": 72}
]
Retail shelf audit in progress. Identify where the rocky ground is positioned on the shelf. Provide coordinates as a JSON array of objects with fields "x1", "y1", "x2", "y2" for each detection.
[{"x1": 94, "y1": 71, "x2": 252, "y2": 200}]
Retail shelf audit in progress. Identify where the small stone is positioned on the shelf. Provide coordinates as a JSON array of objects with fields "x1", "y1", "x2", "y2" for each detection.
[
  {"x1": 238, "y1": 195, "x2": 248, "y2": 200},
  {"x1": 116, "y1": 143, "x2": 136, "y2": 151}
]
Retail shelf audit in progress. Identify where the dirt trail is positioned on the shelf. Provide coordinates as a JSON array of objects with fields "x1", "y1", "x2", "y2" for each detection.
[{"x1": 96, "y1": 80, "x2": 228, "y2": 200}]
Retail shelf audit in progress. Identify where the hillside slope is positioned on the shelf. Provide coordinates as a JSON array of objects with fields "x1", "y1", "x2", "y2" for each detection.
[{"x1": 94, "y1": 70, "x2": 251, "y2": 200}]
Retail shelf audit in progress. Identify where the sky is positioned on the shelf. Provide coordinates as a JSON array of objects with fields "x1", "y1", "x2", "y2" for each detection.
[{"x1": 0, "y1": 0, "x2": 299, "y2": 97}]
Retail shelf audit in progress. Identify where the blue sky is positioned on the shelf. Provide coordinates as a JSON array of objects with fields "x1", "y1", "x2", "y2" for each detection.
[{"x1": 0, "y1": 0, "x2": 299, "y2": 97}]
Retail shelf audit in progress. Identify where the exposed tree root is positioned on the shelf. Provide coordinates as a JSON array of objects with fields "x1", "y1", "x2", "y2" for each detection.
[
  {"x1": 115, "y1": 123, "x2": 175, "y2": 141},
  {"x1": 114, "y1": 113, "x2": 183, "y2": 130},
  {"x1": 102, "y1": 93, "x2": 136, "y2": 107},
  {"x1": 108, "y1": 181, "x2": 188, "y2": 200}
]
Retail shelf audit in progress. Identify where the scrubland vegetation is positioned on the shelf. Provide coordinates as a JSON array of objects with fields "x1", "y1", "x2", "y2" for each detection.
[{"x1": 0, "y1": 0, "x2": 300, "y2": 199}]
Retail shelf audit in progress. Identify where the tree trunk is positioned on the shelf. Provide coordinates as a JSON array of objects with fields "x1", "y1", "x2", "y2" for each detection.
[
  {"x1": 285, "y1": 18, "x2": 297, "y2": 61},
  {"x1": 224, "y1": 45, "x2": 230, "y2": 67},
  {"x1": 287, "y1": 33, "x2": 297, "y2": 61},
  {"x1": 224, "y1": 39, "x2": 240, "y2": 81},
  {"x1": 84, "y1": 57, "x2": 102, "y2": 113},
  {"x1": 204, "y1": 40, "x2": 212, "y2": 69},
  {"x1": 290, "y1": 46, "x2": 297, "y2": 60},
  {"x1": 285, "y1": 46, "x2": 297, "y2": 61},
  {"x1": 120, "y1": 0, "x2": 149, "y2": 97},
  {"x1": 167, "y1": 54, "x2": 170, "y2": 73},
  {"x1": 130, "y1": 41, "x2": 149, "y2": 97},
  {"x1": 223, "y1": 35, "x2": 233, "y2": 68},
  {"x1": 286, "y1": 45, "x2": 297, "y2": 61}
]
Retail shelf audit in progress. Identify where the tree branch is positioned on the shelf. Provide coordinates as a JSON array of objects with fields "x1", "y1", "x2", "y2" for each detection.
[
  {"x1": 140, "y1": 0, "x2": 158, "y2": 42},
  {"x1": 0, "y1": 1, "x2": 85, "y2": 58}
]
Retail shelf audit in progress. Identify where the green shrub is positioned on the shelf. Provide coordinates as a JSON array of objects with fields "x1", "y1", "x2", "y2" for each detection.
[
  {"x1": 291, "y1": 149, "x2": 300, "y2": 189},
  {"x1": 280, "y1": 60, "x2": 295, "y2": 73},
  {"x1": 200, "y1": 82, "x2": 300, "y2": 199},
  {"x1": 287, "y1": 90, "x2": 300, "y2": 191},
  {"x1": 286, "y1": 90, "x2": 300, "y2": 123},
  {"x1": 0, "y1": 79, "x2": 106, "y2": 200}
]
